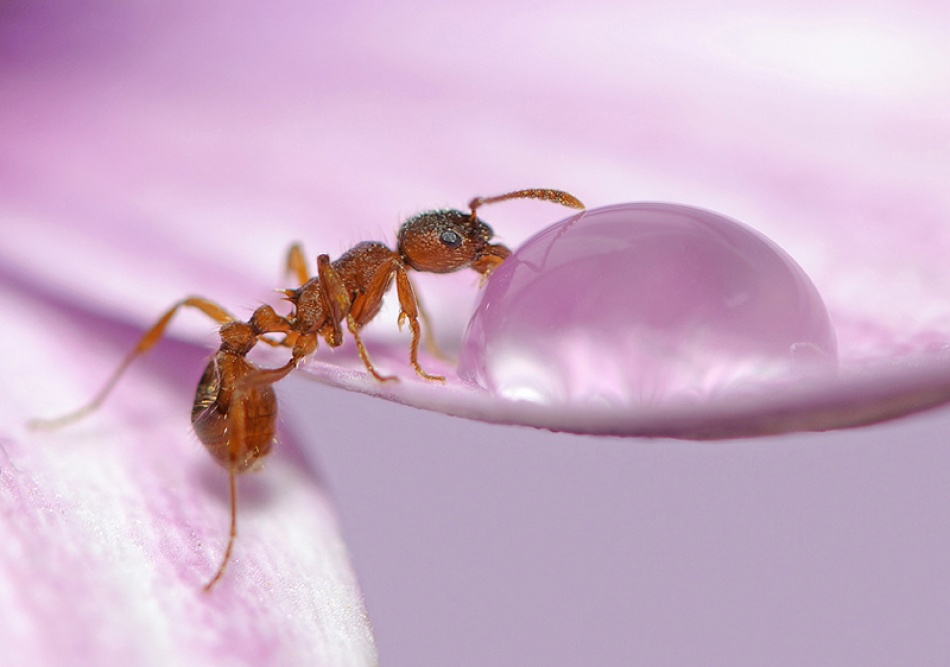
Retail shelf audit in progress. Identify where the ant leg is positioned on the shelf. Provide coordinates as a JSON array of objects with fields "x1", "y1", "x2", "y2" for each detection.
[
  {"x1": 30, "y1": 296, "x2": 236, "y2": 430},
  {"x1": 285, "y1": 243, "x2": 311, "y2": 287},
  {"x1": 314, "y1": 254, "x2": 348, "y2": 347},
  {"x1": 344, "y1": 315, "x2": 396, "y2": 382},
  {"x1": 255, "y1": 334, "x2": 295, "y2": 349},
  {"x1": 414, "y1": 291, "x2": 451, "y2": 362},
  {"x1": 243, "y1": 355, "x2": 301, "y2": 387},
  {"x1": 395, "y1": 267, "x2": 445, "y2": 383},
  {"x1": 316, "y1": 254, "x2": 348, "y2": 331},
  {"x1": 204, "y1": 461, "x2": 239, "y2": 591},
  {"x1": 315, "y1": 255, "x2": 395, "y2": 382}
]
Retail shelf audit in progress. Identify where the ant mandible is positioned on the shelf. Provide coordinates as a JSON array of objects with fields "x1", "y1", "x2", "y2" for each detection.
[{"x1": 31, "y1": 188, "x2": 585, "y2": 590}]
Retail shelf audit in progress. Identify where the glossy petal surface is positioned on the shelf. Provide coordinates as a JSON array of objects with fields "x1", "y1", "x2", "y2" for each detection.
[{"x1": 460, "y1": 203, "x2": 837, "y2": 407}]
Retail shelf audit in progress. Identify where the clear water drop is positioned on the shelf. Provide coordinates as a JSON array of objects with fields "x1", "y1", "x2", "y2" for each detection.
[{"x1": 458, "y1": 203, "x2": 838, "y2": 407}]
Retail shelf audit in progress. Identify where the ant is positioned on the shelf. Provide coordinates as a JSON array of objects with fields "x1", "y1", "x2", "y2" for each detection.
[{"x1": 31, "y1": 188, "x2": 585, "y2": 590}]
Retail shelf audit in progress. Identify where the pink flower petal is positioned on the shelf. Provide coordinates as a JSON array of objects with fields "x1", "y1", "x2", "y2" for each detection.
[{"x1": 1, "y1": 282, "x2": 376, "y2": 665}]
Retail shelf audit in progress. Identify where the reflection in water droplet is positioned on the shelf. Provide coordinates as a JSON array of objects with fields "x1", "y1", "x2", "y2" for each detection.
[{"x1": 458, "y1": 203, "x2": 837, "y2": 407}]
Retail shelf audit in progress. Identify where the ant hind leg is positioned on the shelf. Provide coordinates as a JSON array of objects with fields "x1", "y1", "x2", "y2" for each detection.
[
  {"x1": 204, "y1": 461, "x2": 239, "y2": 591},
  {"x1": 30, "y1": 296, "x2": 237, "y2": 430}
]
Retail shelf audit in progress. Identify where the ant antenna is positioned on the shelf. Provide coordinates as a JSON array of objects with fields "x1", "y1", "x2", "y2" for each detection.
[{"x1": 467, "y1": 189, "x2": 585, "y2": 223}]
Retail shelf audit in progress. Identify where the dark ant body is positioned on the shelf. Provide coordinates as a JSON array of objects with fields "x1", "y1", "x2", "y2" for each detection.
[{"x1": 32, "y1": 188, "x2": 584, "y2": 590}]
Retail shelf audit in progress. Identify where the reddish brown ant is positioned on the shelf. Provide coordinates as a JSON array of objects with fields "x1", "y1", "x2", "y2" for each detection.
[{"x1": 30, "y1": 188, "x2": 585, "y2": 590}]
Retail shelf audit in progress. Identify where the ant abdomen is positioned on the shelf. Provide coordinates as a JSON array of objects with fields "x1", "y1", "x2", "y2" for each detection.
[{"x1": 191, "y1": 352, "x2": 276, "y2": 472}]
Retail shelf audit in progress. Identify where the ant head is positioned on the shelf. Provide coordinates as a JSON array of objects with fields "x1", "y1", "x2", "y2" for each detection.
[
  {"x1": 398, "y1": 190, "x2": 584, "y2": 274},
  {"x1": 397, "y1": 209, "x2": 497, "y2": 274}
]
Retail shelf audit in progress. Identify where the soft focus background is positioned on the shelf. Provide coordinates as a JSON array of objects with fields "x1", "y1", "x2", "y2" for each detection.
[{"x1": 1, "y1": 1, "x2": 949, "y2": 665}]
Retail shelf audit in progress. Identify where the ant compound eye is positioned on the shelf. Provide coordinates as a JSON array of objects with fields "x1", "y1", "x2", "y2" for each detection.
[
  {"x1": 398, "y1": 209, "x2": 478, "y2": 273},
  {"x1": 440, "y1": 229, "x2": 463, "y2": 248}
]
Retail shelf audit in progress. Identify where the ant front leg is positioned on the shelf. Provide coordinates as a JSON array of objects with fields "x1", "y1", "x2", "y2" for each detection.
[
  {"x1": 316, "y1": 254, "x2": 396, "y2": 382},
  {"x1": 395, "y1": 266, "x2": 445, "y2": 383},
  {"x1": 30, "y1": 296, "x2": 236, "y2": 430}
]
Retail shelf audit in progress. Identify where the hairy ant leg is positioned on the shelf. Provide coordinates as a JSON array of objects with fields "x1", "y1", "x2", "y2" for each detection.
[
  {"x1": 30, "y1": 296, "x2": 236, "y2": 430},
  {"x1": 395, "y1": 265, "x2": 445, "y2": 382},
  {"x1": 315, "y1": 253, "x2": 348, "y2": 340},
  {"x1": 315, "y1": 254, "x2": 397, "y2": 382}
]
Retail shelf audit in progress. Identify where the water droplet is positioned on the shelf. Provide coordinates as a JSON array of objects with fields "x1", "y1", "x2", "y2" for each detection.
[{"x1": 458, "y1": 203, "x2": 837, "y2": 407}]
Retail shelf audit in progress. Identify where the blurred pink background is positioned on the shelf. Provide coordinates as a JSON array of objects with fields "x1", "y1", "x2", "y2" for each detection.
[{"x1": 1, "y1": 1, "x2": 949, "y2": 665}]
